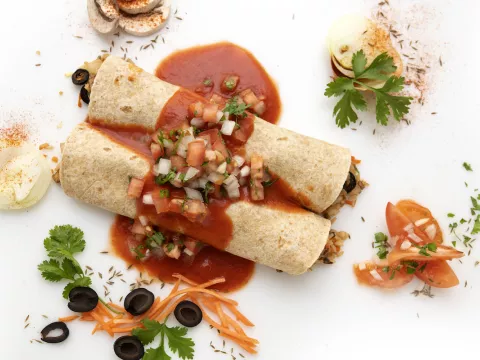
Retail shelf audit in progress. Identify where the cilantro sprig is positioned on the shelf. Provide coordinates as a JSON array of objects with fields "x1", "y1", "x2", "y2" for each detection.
[
  {"x1": 132, "y1": 318, "x2": 195, "y2": 360},
  {"x1": 38, "y1": 225, "x2": 92, "y2": 299},
  {"x1": 373, "y1": 232, "x2": 389, "y2": 259},
  {"x1": 325, "y1": 50, "x2": 412, "y2": 128}
]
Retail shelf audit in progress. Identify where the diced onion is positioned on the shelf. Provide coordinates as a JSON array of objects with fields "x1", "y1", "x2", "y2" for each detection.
[
  {"x1": 139, "y1": 216, "x2": 149, "y2": 226},
  {"x1": 142, "y1": 194, "x2": 154, "y2": 205},
  {"x1": 240, "y1": 165, "x2": 251, "y2": 177},
  {"x1": 184, "y1": 248, "x2": 195, "y2": 257},
  {"x1": 400, "y1": 240, "x2": 412, "y2": 250},
  {"x1": 216, "y1": 162, "x2": 227, "y2": 174},
  {"x1": 188, "y1": 180, "x2": 199, "y2": 189},
  {"x1": 223, "y1": 111, "x2": 230, "y2": 120},
  {"x1": 232, "y1": 155, "x2": 245, "y2": 167},
  {"x1": 181, "y1": 135, "x2": 195, "y2": 146},
  {"x1": 223, "y1": 174, "x2": 237, "y2": 187},
  {"x1": 171, "y1": 173, "x2": 184, "y2": 188},
  {"x1": 425, "y1": 224, "x2": 437, "y2": 240},
  {"x1": 407, "y1": 233, "x2": 422, "y2": 243},
  {"x1": 185, "y1": 127, "x2": 195, "y2": 137},
  {"x1": 414, "y1": 218, "x2": 430, "y2": 227},
  {"x1": 221, "y1": 120, "x2": 236, "y2": 136},
  {"x1": 205, "y1": 150, "x2": 216, "y2": 161},
  {"x1": 176, "y1": 144, "x2": 187, "y2": 158},
  {"x1": 184, "y1": 187, "x2": 203, "y2": 201},
  {"x1": 358, "y1": 262, "x2": 366, "y2": 271},
  {"x1": 155, "y1": 158, "x2": 171, "y2": 175},
  {"x1": 163, "y1": 139, "x2": 173, "y2": 150},
  {"x1": 190, "y1": 117, "x2": 205, "y2": 127},
  {"x1": 216, "y1": 111, "x2": 224, "y2": 123},
  {"x1": 231, "y1": 168, "x2": 240, "y2": 176},
  {"x1": 369, "y1": 269, "x2": 383, "y2": 281},
  {"x1": 227, "y1": 186, "x2": 240, "y2": 199},
  {"x1": 184, "y1": 167, "x2": 200, "y2": 181},
  {"x1": 403, "y1": 223, "x2": 414, "y2": 233},
  {"x1": 208, "y1": 172, "x2": 224, "y2": 185},
  {"x1": 198, "y1": 177, "x2": 209, "y2": 189}
]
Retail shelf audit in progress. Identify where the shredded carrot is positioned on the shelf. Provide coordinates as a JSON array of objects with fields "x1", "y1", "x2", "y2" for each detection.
[
  {"x1": 345, "y1": 200, "x2": 354, "y2": 206},
  {"x1": 220, "y1": 333, "x2": 258, "y2": 354},
  {"x1": 90, "y1": 310, "x2": 114, "y2": 337},
  {"x1": 351, "y1": 156, "x2": 361, "y2": 164},
  {"x1": 215, "y1": 302, "x2": 228, "y2": 328},
  {"x1": 225, "y1": 303, "x2": 254, "y2": 327},
  {"x1": 224, "y1": 312, "x2": 246, "y2": 336},
  {"x1": 111, "y1": 325, "x2": 141, "y2": 333},
  {"x1": 172, "y1": 274, "x2": 198, "y2": 286},
  {"x1": 98, "y1": 302, "x2": 114, "y2": 319},
  {"x1": 58, "y1": 315, "x2": 79, "y2": 322},
  {"x1": 155, "y1": 294, "x2": 189, "y2": 323},
  {"x1": 80, "y1": 315, "x2": 95, "y2": 321},
  {"x1": 171, "y1": 278, "x2": 181, "y2": 293},
  {"x1": 172, "y1": 274, "x2": 225, "y2": 289},
  {"x1": 136, "y1": 296, "x2": 161, "y2": 322},
  {"x1": 92, "y1": 323, "x2": 101, "y2": 335},
  {"x1": 107, "y1": 303, "x2": 126, "y2": 312}
]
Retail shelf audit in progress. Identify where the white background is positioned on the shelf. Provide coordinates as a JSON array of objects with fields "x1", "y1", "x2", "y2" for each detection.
[{"x1": 1, "y1": 0, "x2": 479, "y2": 359}]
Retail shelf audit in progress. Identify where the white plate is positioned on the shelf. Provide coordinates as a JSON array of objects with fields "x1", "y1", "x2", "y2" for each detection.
[{"x1": 1, "y1": 0, "x2": 479, "y2": 359}]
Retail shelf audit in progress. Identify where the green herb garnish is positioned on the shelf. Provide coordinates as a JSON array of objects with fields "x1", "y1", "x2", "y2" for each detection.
[
  {"x1": 159, "y1": 189, "x2": 170, "y2": 198},
  {"x1": 38, "y1": 225, "x2": 92, "y2": 299},
  {"x1": 463, "y1": 162, "x2": 473, "y2": 171},
  {"x1": 203, "y1": 78, "x2": 212, "y2": 86},
  {"x1": 472, "y1": 215, "x2": 480, "y2": 235},
  {"x1": 416, "y1": 242, "x2": 437, "y2": 257},
  {"x1": 447, "y1": 213, "x2": 455, "y2": 218},
  {"x1": 132, "y1": 244, "x2": 146, "y2": 260},
  {"x1": 223, "y1": 96, "x2": 250, "y2": 118},
  {"x1": 203, "y1": 181, "x2": 214, "y2": 204},
  {"x1": 325, "y1": 50, "x2": 412, "y2": 128},
  {"x1": 132, "y1": 319, "x2": 195, "y2": 360},
  {"x1": 374, "y1": 232, "x2": 389, "y2": 259},
  {"x1": 156, "y1": 170, "x2": 176, "y2": 185}
]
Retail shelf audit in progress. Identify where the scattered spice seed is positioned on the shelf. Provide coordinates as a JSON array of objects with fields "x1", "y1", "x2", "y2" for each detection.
[
  {"x1": 36, "y1": 50, "x2": 41, "y2": 55},
  {"x1": 361, "y1": 216, "x2": 365, "y2": 222},
  {"x1": 42, "y1": 315, "x2": 48, "y2": 319},
  {"x1": 35, "y1": 339, "x2": 43, "y2": 344},
  {"x1": 161, "y1": 282, "x2": 165, "y2": 289},
  {"x1": 39, "y1": 143, "x2": 53, "y2": 150},
  {"x1": 100, "y1": 251, "x2": 108, "y2": 254},
  {"x1": 126, "y1": 41, "x2": 133, "y2": 44},
  {"x1": 114, "y1": 32, "x2": 120, "y2": 37},
  {"x1": 35, "y1": 64, "x2": 41, "y2": 67},
  {"x1": 52, "y1": 156, "x2": 58, "y2": 163},
  {"x1": 59, "y1": 91, "x2": 64, "y2": 96},
  {"x1": 465, "y1": 280, "x2": 468, "y2": 287},
  {"x1": 439, "y1": 57, "x2": 443, "y2": 66},
  {"x1": 239, "y1": 354, "x2": 245, "y2": 358},
  {"x1": 98, "y1": 272, "x2": 103, "y2": 279},
  {"x1": 24, "y1": 323, "x2": 30, "y2": 329},
  {"x1": 74, "y1": 35, "x2": 83, "y2": 39},
  {"x1": 431, "y1": 112, "x2": 437, "y2": 115},
  {"x1": 475, "y1": 261, "x2": 479, "y2": 267},
  {"x1": 109, "y1": 266, "x2": 114, "y2": 273},
  {"x1": 175, "y1": 16, "x2": 183, "y2": 20}
]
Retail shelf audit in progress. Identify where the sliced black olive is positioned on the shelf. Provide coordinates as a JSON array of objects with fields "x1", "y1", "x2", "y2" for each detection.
[
  {"x1": 41, "y1": 322, "x2": 69, "y2": 344},
  {"x1": 124, "y1": 288, "x2": 154, "y2": 316},
  {"x1": 72, "y1": 69, "x2": 90, "y2": 85},
  {"x1": 68, "y1": 287, "x2": 99, "y2": 312},
  {"x1": 343, "y1": 171, "x2": 357, "y2": 193},
  {"x1": 80, "y1": 86, "x2": 90, "y2": 104},
  {"x1": 174, "y1": 300, "x2": 202, "y2": 327},
  {"x1": 114, "y1": 336, "x2": 144, "y2": 360}
]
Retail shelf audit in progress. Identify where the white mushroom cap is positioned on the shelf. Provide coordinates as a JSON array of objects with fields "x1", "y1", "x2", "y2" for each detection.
[
  {"x1": 119, "y1": 0, "x2": 171, "y2": 37},
  {"x1": 117, "y1": 0, "x2": 162, "y2": 15},
  {"x1": 87, "y1": 0, "x2": 120, "y2": 35}
]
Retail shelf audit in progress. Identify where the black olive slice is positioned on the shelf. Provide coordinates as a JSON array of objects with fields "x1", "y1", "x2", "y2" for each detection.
[
  {"x1": 80, "y1": 86, "x2": 90, "y2": 104},
  {"x1": 174, "y1": 300, "x2": 202, "y2": 327},
  {"x1": 68, "y1": 287, "x2": 99, "y2": 312},
  {"x1": 124, "y1": 288, "x2": 154, "y2": 316},
  {"x1": 114, "y1": 336, "x2": 144, "y2": 360},
  {"x1": 343, "y1": 171, "x2": 357, "y2": 193},
  {"x1": 41, "y1": 322, "x2": 69, "y2": 344},
  {"x1": 72, "y1": 69, "x2": 90, "y2": 85}
]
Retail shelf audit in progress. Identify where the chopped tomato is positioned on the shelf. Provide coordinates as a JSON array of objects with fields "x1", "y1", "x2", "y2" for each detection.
[
  {"x1": 250, "y1": 154, "x2": 264, "y2": 180},
  {"x1": 221, "y1": 75, "x2": 239, "y2": 93},
  {"x1": 188, "y1": 101, "x2": 204, "y2": 118},
  {"x1": 163, "y1": 244, "x2": 181, "y2": 259},
  {"x1": 187, "y1": 140, "x2": 206, "y2": 167},
  {"x1": 170, "y1": 155, "x2": 187, "y2": 172},
  {"x1": 127, "y1": 178, "x2": 145, "y2": 199},
  {"x1": 183, "y1": 199, "x2": 208, "y2": 223},
  {"x1": 209, "y1": 93, "x2": 227, "y2": 107},
  {"x1": 150, "y1": 143, "x2": 164, "y2": 161},
  {"x1": 388, "y1": 243, "x2": 464, "y2": 263},
  {"x1": 385, "y1": 202, "x2": 430, "y2": 244},
  {"x1": 396, "y1": 200, "x2": 443, "y2": 244},
  {"x1": 253, "y1": 101, "x2": 266, "y2": 116},
  {"x1": 184, "y1": 237, "x2": 204, "y2": 255},
  {"x1": 203, "y1": 104, "x2": 219, "y2": 123},
  {"x1": 250, "y1": 178, "x2": 264, "y2": 201},
  {"x1": 354, "y1": 262, "x2": 414, "y2": 289},
  {"x1": 197, "y1": 129, "x2": 219, "y2": 146},
  {"x1": 240, "y1": 88, "x2": 260, "y2": 106},
  {"x1": 168, "y1": 198, "x2": 183, "y2": 214},
  {"x1": 212, "y1": 139, "x2": 229, "y2": 158},
  {"x1": 131, "y1": 219, "x2": 146, "y2": 235},
  {"x1": 414, "y1": 261, "x2": 459, "y2": 288},
  {"x1": 151, "y1": 191, "x2": 170, "y2": 214}
]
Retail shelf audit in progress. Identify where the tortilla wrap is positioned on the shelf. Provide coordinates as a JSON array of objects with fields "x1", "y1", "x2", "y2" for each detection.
[
  {"x1": 60, "y1": 123, "x2": 331, "y2": 275},
  {"x1": 88, "y1": 56, "x2": 351, "y2": 213}
]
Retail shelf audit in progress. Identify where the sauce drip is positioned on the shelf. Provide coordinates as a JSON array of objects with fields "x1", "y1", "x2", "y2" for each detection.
[{"x1": 156, "y1": 42, "x2": 281, "y2": 124}]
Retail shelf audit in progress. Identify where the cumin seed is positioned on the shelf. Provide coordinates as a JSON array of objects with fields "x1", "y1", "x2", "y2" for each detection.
[
  {"x1": 98, "y1": 272, "x2": 103, "y2": 279},
  {"x1": 42, "y1": 315, "x2": 48, "y2": 319},
  {"x1": 100, "y1": 251, "x2": 108, "y2": 254},
  {"x1": 175, "y1": 16, "x2": 183, "y2": 20},
  {"x1": 25, "y1": 315, "x2": 30, "y2": 322},
  {"x1": 24, "y1": 323, "x2": 30, "y2": 329}
]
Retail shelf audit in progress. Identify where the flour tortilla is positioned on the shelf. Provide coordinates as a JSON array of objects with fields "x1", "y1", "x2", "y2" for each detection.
[
  {"x1": 88, "y1": 56, "x2": 351, "y2": 213},
  {"x1": 60, "y1": 123, "x2": 331, "y2": 275}
]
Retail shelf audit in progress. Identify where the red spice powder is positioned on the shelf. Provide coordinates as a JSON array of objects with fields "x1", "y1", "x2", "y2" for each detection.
[{"x1": 0, "y1": 123, "x2": 29, "y2": 149}]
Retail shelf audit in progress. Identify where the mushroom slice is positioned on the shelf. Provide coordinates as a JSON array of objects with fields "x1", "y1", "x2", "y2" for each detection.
[
  {"x1": 327, "y1": 14, "x2": 403, "y2": 79},
  {"x1": 87, "y1": 0, "x2": 120, "y2": 35},
  {"x1": 117, "y1": 0, "x2": 162, "y2": 15},
  {"x1": 119, "y1": 0, "x2": 171, "y2": 37}
]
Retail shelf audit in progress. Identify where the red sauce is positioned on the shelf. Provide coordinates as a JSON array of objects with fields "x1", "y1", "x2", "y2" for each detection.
[
  {"x1": 111, "y1": 215, "x2": 254, "y2": 292},
  {"x1": 156, "y1": 42, "x2": 281, "y2": 124},
  {"x1": 156, "y1": 89, "x2": 206, "y2": 131}
]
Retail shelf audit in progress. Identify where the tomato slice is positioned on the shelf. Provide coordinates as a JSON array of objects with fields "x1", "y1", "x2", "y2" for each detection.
[
  {"x1": 386, "y1": 202, "x2": 432, "y2": 244},
  {"x1": 396, "y1": 200, "x2": 443, "y2": 244},
  {"x1": 415, "y1": 260, "x2": 459, "y2": 288},
  {"x1": 353, "y1": 262, "x2": 414, "y2": 289}
]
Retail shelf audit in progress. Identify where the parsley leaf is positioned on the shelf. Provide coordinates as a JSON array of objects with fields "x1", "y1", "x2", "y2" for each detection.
[
  {"x1": 62, "y1": 276, "x2": 92, "y2": 299},
  {"x1": 463, "y1": 162, "x2": 473, "y2": 171},
  {"x1": 472, "y1": 215, "x2": 480, "y2": 235},
  {"x1": 447, "y1": 213, "x2": 455, "y2": 218},
  {"x1": 44, "y1": 225, "x2": 85, "y2": 259},
  {"x1": 471, "y1": 197, "x2": 480, "y2": 212},
  {"x1": 38, "y1": 259, "x2": 71, "y2": 282},
  {"x1": 144, "y1": 346, "x2": 171, "y2": 360},
  {"x1": 156, "y1": 170, "x2": 176, "y2": 185},
  {"x1": 160, "y1": 189, "x2": 170, "y2": 198},
  {"x1": 132, "y1": 319, "x2": 164, "y2": 345},
  {"x1": 416, "y1": 242, "x2": 437, "y2": 257},
  {"x1": 325, "y1": 50, "x2": 412, "y2": 128},
  {"x1": 223, "y1": 97, "x2": 250, "y2": 118},
  {"x1": 164, "y1": 326, "x2": 195, "y2": 359}
]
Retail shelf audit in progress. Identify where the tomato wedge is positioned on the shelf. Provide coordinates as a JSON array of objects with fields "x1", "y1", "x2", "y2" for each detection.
[
  {"x1": 396, "y1": 200, "x2": 443, "y2": 244},
  {"x1": 414, "y1": 261, "x2": 459, "y2": 288},
  {"x1": 388, "y1": 243, "x2": 464, "y2": 263},
  {"x1": 385, "y1": 202, "x2": 431, "y2": 244},
  {"x1": 353, "y1": 262, "x2": 414, "y2": 289}
]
